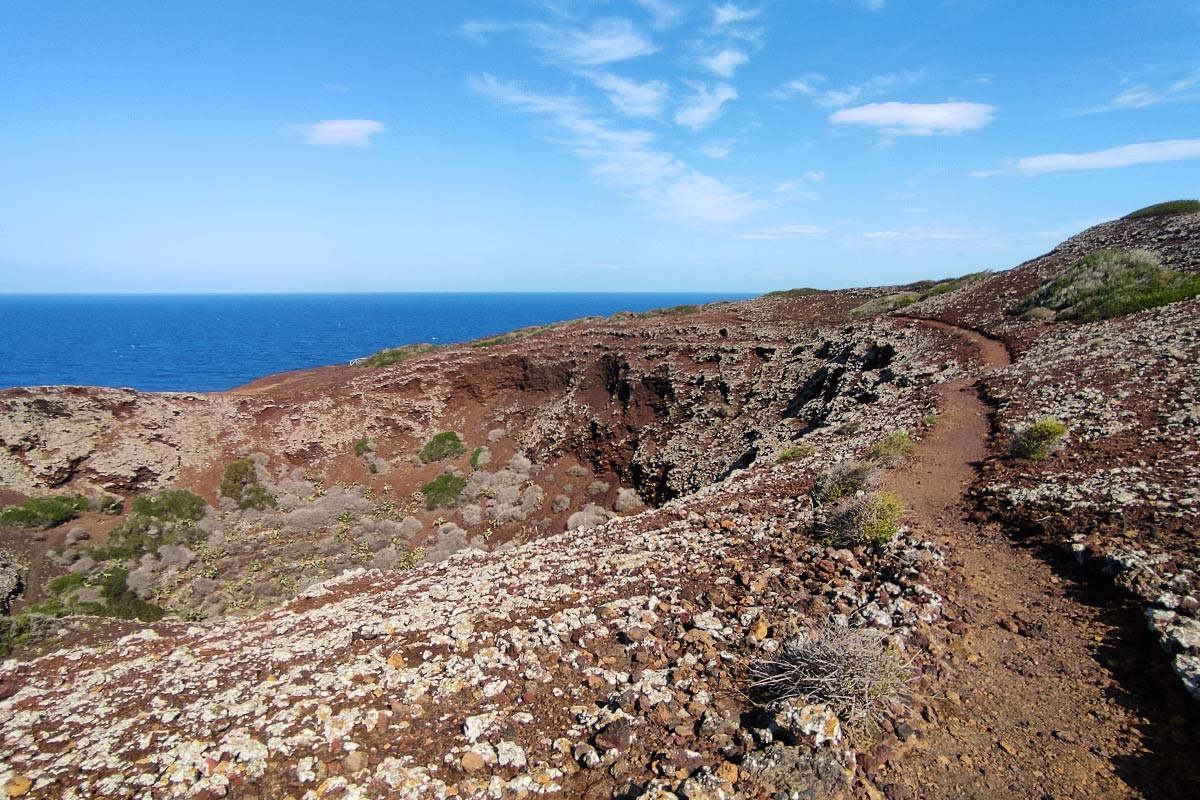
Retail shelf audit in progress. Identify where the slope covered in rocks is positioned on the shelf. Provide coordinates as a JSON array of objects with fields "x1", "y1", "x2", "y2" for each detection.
[{"x1": 2, "y1": 208, "x2": 1199, "y2": 799}]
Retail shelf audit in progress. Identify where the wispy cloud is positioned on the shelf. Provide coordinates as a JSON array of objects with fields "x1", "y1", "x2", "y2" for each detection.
[
  {"x1": 772, "y1": 171, "x2": 825, "y2": 197},
  {"x1": 740, "y1": 224, "x2": 830, "y2": 240},
  {"x1": 674, "y1": 82, "x2": 738, "y2": 130},
  {"x1": 470, "y1": 74, "x2": 758, "y2": 223},
  {"x1": 1015, "y1": 139, "x2": 1200, "y2": 174},
  {"x1": 589, "y1": 72, "x2": 669, "y2": 117},
  {"x1": 830, "y1": 101, "x2": 996, "y2": 136},
  {"x1": 633, "y1": 0, "x2": 685, "y2": 28},
  {"x1": 463, "y1": 17, "x2": 658, "y2": 66},
  {"x1": 702, "y1": 49, "x2": 749, "y2": 78},
  {"x1": 861, "y1": 225, "x2": 986, "y2": 241},
  {"x1": 713, "y1": 3, "x2": 760, "y2": 25},
  {"x1": 290, "y1": 119, "x2": 385, "y2": 147},
  {"x1": 770, "y1": 71, "x2": 922, "y2": 107},
  {"x1": 700, "y1": 142, "x2": 732, "y2": 159},
  {"x1": 542, "y1": 17, "x2": 659, "y2": 65},
  {"x1": 1071, "y1": 67, "x2": 1200, "y2": 115}
]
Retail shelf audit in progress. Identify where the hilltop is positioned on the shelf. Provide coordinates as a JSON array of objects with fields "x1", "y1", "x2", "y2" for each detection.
[{"x1": 1, "y1": 207, "x2": 1199, "y2": 799}]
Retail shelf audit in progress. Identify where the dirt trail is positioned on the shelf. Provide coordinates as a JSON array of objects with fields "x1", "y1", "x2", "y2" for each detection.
[{"x1": 870, "y1": 318, "x2": 1200, "y2": 799}]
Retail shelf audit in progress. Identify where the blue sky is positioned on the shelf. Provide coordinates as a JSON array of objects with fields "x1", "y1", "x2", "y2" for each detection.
[{"x1": 1, "y1": 0, "x2": 1198, "y2": 293}]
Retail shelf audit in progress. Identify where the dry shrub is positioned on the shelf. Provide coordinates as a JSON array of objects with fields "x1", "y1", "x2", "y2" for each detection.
[{"x1": 748, "y1": 623, "x2": 915, "y2": 732}]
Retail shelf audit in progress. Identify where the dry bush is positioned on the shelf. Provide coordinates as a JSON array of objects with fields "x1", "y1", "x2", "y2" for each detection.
[
  {"x1": 819, "y1": 491, "x2": 904, "y2": 547},
  {"x1": 748, "y1": 623, "x2": 915, "y2": 732},
  {"x1": 811, "y1": 461, "x2": 878, "y2": 505}
]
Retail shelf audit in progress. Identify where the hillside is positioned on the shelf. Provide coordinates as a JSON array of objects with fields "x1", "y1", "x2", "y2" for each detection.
[{"x1": 2, "y1": 210, "x2": 1199, "y2": 799}]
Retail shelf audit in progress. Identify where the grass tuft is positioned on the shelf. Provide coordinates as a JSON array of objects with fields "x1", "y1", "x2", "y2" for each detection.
[
  {"x1": 820, "y1": 491, "x2": 904, "y2": 547},
  {"x1": 1123, "y1": 199, "x2": 1200, "y2": 219},
  {"x1": 777, "y1": 443, "x2": 815, "y2": 464},
  {"x1": 359, "y1": 343, "x2": 439, "y2": 368},
  {"x1": 0, "y1": 495, "x2": 89, "y2": 529},
  {"x1": 865, "y1": 431, "x2": 915, "y2": 466},
  {"x1": 1016, "y1": 248, "x2": 1200, "y2": 322}
]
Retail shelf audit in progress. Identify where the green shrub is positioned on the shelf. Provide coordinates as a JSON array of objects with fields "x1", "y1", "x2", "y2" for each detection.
[
  {"x1": 821, "y1": 491, "x2": 904, "y2": 547},
  {"x1": 0, "y1": 614, "x2": 58, "y2": 657},
  {"x1": 764, "y1": 288, "x2": 824, "y2": 299},
  {"x1": 420, "y1": 474, "x2": 467, "y2": 509},
  {"x1": 130, "y1": 490, "x2": 207, "y2": 522},
  {"x1": 96, "y1": 567, "x2": 165, "y2": 621},
  {"x1": 865, "y1": 431, "x2": 915, "y2": 466},
  {"x1": 777, "y1": 443, "x2": 815, "y2": 464},
  {"x1": 219, "y1": 459, "x2": 276, "y2": 510},
  {"x1": 354, "y1": 437, "x2": 373, "y2": 458},
  {"x1": 360, "y1": 343, "x2": 439, "y2": 368},
  {"x1": 812, "y1": 461, "x2": 878, "y2": 505},
  {"x1": 1124, "y1": 199, "x2": 1200, "y2": 219},
  {"x1": 1010, "y1": 418, "x2": 1068, "y2": 460},
  {"x1": 419, "y1": 432, "x2": 465, "y2": 464},
  {"x1": 850, "y1": 292, "x2": 919, "y2": 318},
  {"x1": 47, "y1": 572, "x2": 87, "y2": 595},
  {"x1": 470, "y1": 447, "x2": 486, "y2": 470},
  {"x1": 1016, "y1": 248, "x2": 1200, "y2": 322},
  {"x1": 0, "y1": 495, "x2": 89, "y2": 529}
]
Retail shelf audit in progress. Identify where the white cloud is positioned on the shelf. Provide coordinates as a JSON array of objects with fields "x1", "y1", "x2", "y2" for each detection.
[
  {"x1": 702, "y1": 49, "x2": 749, "y2": 78},
  {"x1": 543, "y1": 18, "x2": 659, "y2": 65},
  {"x1": 292, "y1": 119, "x2": 385, "y2": 147},
  {"x1": 700, "y1": 142, "x2": 731, "y2": 159},
  {"x1": 470, "y1": 74, "x2": 758, "y2": 223},
  {"x1": 674, "y1": 82, "x2": 738, "y2": 130},
  {"x1": 740, "y1": 224, "x2": 830, "y2": 240},
  {"x1": 770, "y1": 72, "x2": 921, "y2": 107},
  {"x1": 633, "y1": 0, "x2": 685, "y2": 28},
  {"x1": 862, "y1": 226, "x2": 985, "y2": 241},
  {"x1": 589, "y1": 72, "x2": 669, "y2": 117},
  {"x1": 1015, "y1": 139, "x2": 1200, "y2": 174},
  {"x1": 1095, "y1": 68, "x2": 1200, "y2": 112},
  {"x1": 804, "y1": 170, "x2": 825, "y2": 183},
  {"x1": 714, "y1": 3, "x2": 760, "y2": 25},
  {"x1": 830, "y1": 101, "x2": 996, "y2": 135}
]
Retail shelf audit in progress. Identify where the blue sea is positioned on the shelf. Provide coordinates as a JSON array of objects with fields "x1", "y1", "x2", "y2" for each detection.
[{"x1": 0, "y1": 293, "x2": 754, "y2": 393}]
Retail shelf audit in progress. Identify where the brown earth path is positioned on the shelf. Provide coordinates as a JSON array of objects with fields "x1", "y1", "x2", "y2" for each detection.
[{"x1": 868, "y1": 318, "x2": 1200, "y2": 799}]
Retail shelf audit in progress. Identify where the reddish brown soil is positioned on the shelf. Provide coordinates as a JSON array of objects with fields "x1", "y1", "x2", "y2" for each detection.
[{"x1": 871, "y1": 319, "x2": 1200, "y2": 799}]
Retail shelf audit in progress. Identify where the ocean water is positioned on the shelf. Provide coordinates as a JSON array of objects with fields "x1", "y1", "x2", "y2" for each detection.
[{"x1": 0, "y1": 293, "x2": 753, "y2": 393}]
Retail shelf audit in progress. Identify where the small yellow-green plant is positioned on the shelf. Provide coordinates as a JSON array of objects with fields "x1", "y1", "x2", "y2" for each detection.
[
  {"x1": 865, "y1": 431, "x2": 915, "y2": 466},
  {"x1": 777, "y1": 443, "x2": 815, "y2": 464},
  {"x1": 1010, "y1": 418, "x2": 1068, "y2": 460}
]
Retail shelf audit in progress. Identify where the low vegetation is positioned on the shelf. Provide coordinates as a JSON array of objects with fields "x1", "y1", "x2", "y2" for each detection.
[
  {"x1": 763, "y1": 288, "x2": 825, "y2": 299},
  {"x1": 1010, "y1": 418, "x2": 1068, "y2": 460},
  {"x1": 419, "y1": 432, "x2": 465, "y2": 464},
  {"x1": 420, "y1": 474, "x2": 467, "y2": 509},
  {"x1": 820, "y1": 491, "x2": 904, "y2": 547},
  {"x1": 220, "y1": 458, "x2": 276, "y2": 510},
  {"x1": 0, "y1": 495, "x2": 89, "y2": 529},
  {"x1": 359, "y1": 343, "x2": 439, "y2": 368},
  {"x1": 749, "y1": 623, "x2": 915, "y2": 732},
  {"x1": 864, "y1": 431, "x2": 915, "y2": 466},
  {"x1": 811, "y1": 460, "x2": 878, "y2": 505},
  {"x1": 776, "y1": 443, "x2": 815, "y2": 464},
  {"x1": 1016, "y1": 248, "x2": 1200, "y2": 322},
  {"x1": 850, "y1": 271, "x2": 993, "y2": 318},
  {"x1": 1123, "y1": 199, "x2": 1200, "y2": 219}
]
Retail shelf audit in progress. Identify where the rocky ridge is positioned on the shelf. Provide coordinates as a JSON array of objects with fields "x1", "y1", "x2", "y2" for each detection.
[{"x1": 2, "y1": 211, "x2": 1200, "y2": 798}]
